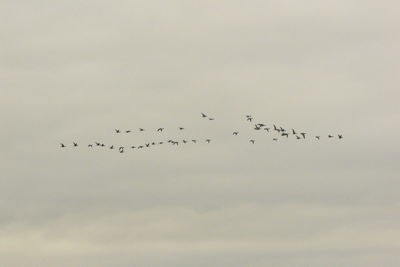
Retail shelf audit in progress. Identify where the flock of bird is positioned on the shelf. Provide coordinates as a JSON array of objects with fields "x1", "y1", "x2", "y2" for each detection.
[{"x1": 59, "y1": 113, "x2": 343, "y2": 153}]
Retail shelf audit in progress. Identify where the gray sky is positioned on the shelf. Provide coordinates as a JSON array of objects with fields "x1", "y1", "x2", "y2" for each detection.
[{"x1": 1, "y1": 0, "x2": 400, "y2": 266}]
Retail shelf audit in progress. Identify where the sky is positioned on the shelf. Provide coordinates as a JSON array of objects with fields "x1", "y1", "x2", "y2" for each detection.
[{"x1": 1, "y1": 0, "x2": 400, "y2": 266}]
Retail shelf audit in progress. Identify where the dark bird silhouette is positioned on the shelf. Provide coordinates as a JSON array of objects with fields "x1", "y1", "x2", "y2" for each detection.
[
  {"x1": 172, "y1": 141, "x2": 179, "y2": 146},
  {"x1": 296, "y1": 135, "x2": 301, "y2": 140},
  {"x1": 338, "y1": 134, "x2": 343, "y2": 139},
  {"x1": 201, "y1": 113, "x2": 207, "y2": 118},
  {"x1": 139, "y1": 128, "x2": 144, "y2": 131},
  {"x1": 328, "y1": 135, "x2": 334, "y2": 138},
  {"x1": 208, "y1": 118, "x2": 215, "y2": 121},
  {"x1": 115, "y1": 129, "x2": 120, "y2": 133},
  {"x1": 151, "y1": 142, "x2": 156, "y2": 145},
  {"x1": 233, "y1": 131, "x2": 239, "y2": 135},
  {"x1": 95, "y1": 142, "x2": 101, "y2": 146},
  {"x1": 273, "y1": 138, "x2": 278, "y2": 141},
  {"x1": 264, "y1": 127, "x2": 270, "y2": 132},
  {"x1": 73, "y1": 142, "x2": 78, "y2": 147},
  {"x1": 131, "y1": 146, "x2": 135, "y2": 149},
  {"x1": 249, "y1": 139, "x2": 255, "y2": 144},
  {"x1": 206, "y1": 139, "x2": 211, "y2": 143},
  {"x1": 126, "y1": 130, "x2": 131, "y2": 133},
  {"x1": 256, "y1": 123, "x2": 266, "y2": 127},
  {"x1": 110, "y1": 145, "x2": 114, "y2": 149},
  {"x1": 315, "y1": 136, "x2": 320, "y2": 140},
  {"x1": 178, "y1": 127, "x2": 184, "y2": 130},
  {"x1": 119, "y1": 146, "x2": 124, "y2": 151},
  {"x1": 157, "y1": 128, "x2": 164, "y2": 132},
  {"x1": 300, "y1": 132, "x2": 306, "y2": 139},
  {"x1": 254, "y1": 125, "x2": 261, "y2": 130},
  {"x1": 280, "y1": 127, "x2": 286, "y2": 132},
  {"x1": 60, "y1": 143, "x2": 66, "y2": 148},
  {"x1": 246, "y1": 115, "x2": 252, "y2": 118},
  {"x1": 292, "y1": 129, "x2": 297, "y2": 135},
  {"x1": 247, "y1": 117, "x2": 253, "y2": 122},
  {"x1": 101, "y1": 144, "x2": 105, "y2": 147},
  {"x1": 182, "y1": 140, "x2": 187, "y2": 144},
  {"x1": 120, "y1": 149, "x2": 124, "y2": 153},
  {"x1": 145, "y1": 143, "x2": 150, "y2": 147},
  {"x1": 88, "y1": 144, "x2": 93, "y2": 147},
  {"x1": 192, "y1": 140, "x2": 197, "y2": 143},
  {"x1": 138, "y1": 146, "x2": 143, "y2": 149},
  {"x1": 159, "y1": 142, "x2": 164, "y2": 144},
  {"x1": 273, "y1": 124, "x2": 278, "y2": 131},
  {"x1": 281, "y1": 133, "x2": 289, "y2": 138}
]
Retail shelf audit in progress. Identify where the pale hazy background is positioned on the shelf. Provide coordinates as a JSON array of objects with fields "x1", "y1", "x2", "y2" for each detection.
[{"x1": 1, "y1": 0, "x2": 400, "y2": 266}]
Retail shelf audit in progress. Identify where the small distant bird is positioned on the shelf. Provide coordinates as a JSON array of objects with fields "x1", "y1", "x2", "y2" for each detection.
[
  {"x1": 208, "y1": 118, "x2": 215, "y2": 121},
  {"x1": 159, "y1": 142, "x2": 164, "y2": 145},
  {"x1": 256, "y1": 123, "x2": 266, "y2": 127},
  {"x1": 246, "y1": 115, "x2": 252, "y2": 118},
  {"x1": 338, "y1": 134, "x2": 343, "y2": 139},
  {"x1": 282, "y1": 133, "x2": 289, "y2": 138},
  {"x1": 206, "y1": 139, "x2": 211, "y2": 143},
  {"x1": 151, "y1": 142, "x2": 156, "y2": 145},
  {"x1": 192, "y1": 140, "x2": 197, "y2": 143},
  {"x1": 120, "y1": 149, "x2": 124, "y2": 153},
  {"x1": 119, "y1": 146, "x2": 124, "y2": 151},
  {"x1": 296, "y1": 135, "x2": 301, "y2": 140},
  {"x1": 280, "y1": 127, "x2": 286, "y2": 132},
  {"x1": 95, "y1": 142, "x2": 101, "y2": 146},
  {"x1": 173, "y1": 141, "x2": 179, "y2": 146},
  {"x1": 292, "y1": 129, "x2": 297, "y2": 135},
  {"x1": 126, "y1": 130, "x2": 131, "y2": 133},
  {"x1": 139, "y1": 128, "x2": 144, "y2": 131},
  {"x1": 88, "y1": 144, "x2": 93, "y2": 147},
  {"x1": 60, "y1": 143, "x2": 66, "y2": 148},
  {"x1": 249, "y1": 139, "x2": 255, "y2": 144},
  {"x1": 254, "y1": 125, "x2": 261, "y2": 130},
  {"x1": 233, "y1": 131, "x2": 239, "y2": 135},
  {"x1": 273, "y1": 124, "x2": 278, "y2": 131},
  {"x1": 247, "y1": 117, "x2": 253, "y2": 122},
  {"x1": 315, "y1": 136, "x2": 320, "y2": 140},
  {"x1": 328, "y1": 135, "x2": 334, "y2": 138},
  {"x1": 138, "y1": 146, "x2": 143, "y2": 149},
  {"x1": 182, "y1": 140, "x2": 187, "y2": 144},
  {"x1": 101, "y1": 144, "x2": 105, "y2": 147},
  {"x1": 273, "y1": 138, "x2": 278, "y2": 141},
  {"x1": 157, "y1": 128, "x2": 164, "y2": 132},
  {"x1": 73, "y1": 142, "x2": 78, "y2": 147},
  {"x1": 145, "y1": 143, "x2": 150, "y2": 147},
  {"x1": 131, "y1": 146, "x2": 135, "y2": 149},
  {"x1": 201, "y1": 113, "x2": 207, "y2": 118},
  {"x1": 178, "y1": 127, "x2": 184, "y2": 130},
  {"x1": 264, "y1": 128, "x2": 270, "y2": 132},
  {"x1": 115, "y1": 129, "x2": 120, "y2": 133},
  {"x1": 300, "y1": 132, "x2": 306, "y2": 139},
  {"x1": 110, "y1": 145, "x2": 114, "y2": 149}
]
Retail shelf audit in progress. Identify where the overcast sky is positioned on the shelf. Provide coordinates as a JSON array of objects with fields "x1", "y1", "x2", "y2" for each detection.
[{"x1": 1, "y1": 0, "x2": 400, "y2": 266}]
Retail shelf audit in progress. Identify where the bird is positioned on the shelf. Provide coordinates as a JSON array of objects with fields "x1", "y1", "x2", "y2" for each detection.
[
  {"x1": 138, "y1": 146, "x2": 143, "y2": 149},
  {"x1": 151, "y1": 142, "x2": 156, "y2": 145},
  {"x1": 126, "y1": 130, "x2": 131, "y2": 133},
  {"x1": 178, "y1": 127, "x2": 184, "y2": 130},
  {"x1": 60, "y1": 143, "x2": 66, "y2": 148},
  {"x1": 292, "y1": 129, "x2": 297, "y2": 135},
  {"x1": 182, "y1": 140, "x2": 187, "y2": 144},
  {"x1": 246, "y1": 115, "x2": 252, "y2": 118},
  {"x1": 159, "y1": 142, "x2": 164, "y2": 144},
  {"x1": 233, "y1": 131, "x2": 239, "y2": 135},
  {"x1": 315, "y1": 136, "x2": 320, "y2": 140},
  {"x1": 273, "y1": 138, "x2": 278, "y2": 141},
  {"x1": 296, "y1": 135, "x2": 301, "y2": 140},
  {"x1": 256, "y1": 123, "x2": 266, "y2": 127},
  {"x1": 264, "y1": 128, "x2": 270, "y2": 132},
  {"x1": 201, "y1": 113, "x2": 207, "y2": 118},
  {"x1": 115, "y1": 129, "x2": 120, "y2": 133},
  {"x1": 145, "y1": 143, "x2": 150, "y2": 147},
  {"x1": 139, "y1": 128, "x2": 144, "y2": 131},
  {"x1": 157, "y1": 128, "x2": 164, "y2": 132},
  {"x1": 208, "y1": 118, "x2": 215, "y2": 121},
  {"x1": 110, "y1": 145, "x2": 114, "y2": 149},
  {"x1": 101, "y1": 144, "x2": 105, "y2": 147},
  {"x1": 273, "y1": 124, "x2": 278, "y2": 131},
  {"x1": 328, "y1": 135, "x2": 334, "y2": 138},
  {"x1": 254, "y1": 125, "x2": 261, "y2": 130},
  {"x1": 192, "y1": 140, "x2": 197, "y2": 143},
  {"x1": 119, "y1": 149, "x2": 124, "y2": 153},
  {"x1": 338, "y1": 134, "x2": 343, "y2": 139},
  {"x1": 206, "y1": 139, "x2": 211, "y2": 143},
  {"x1": 300, "y1": 132, "x2": 306, "y2": 139},
  {"x1": 73, "y1": 142, "x2": 78, "y2": 147},
  {"x1": 173, "y1": 141, "x2": 179, "y2": 146},
  {"x1": 119, "y1": 146, "x2": 124, "y2": 151},
  {"x1": 131, "y1": 146, "x2": 135, "y2": 149},
  {"x1": 280, "y1": 127, "x2": 286, "y2": 132},
  {"x1": 247, "y1": 117, "x2": 253, "y2": 122},
  {"x1": 95, "y1": 142, "x2": 101, "y2": 146},
  {"x1": 282, "y1": 133, "x2": 289, "y2": 138},
  {"x1": 249, "y1": 139, "x2": 255, "y2": 144},
  {"x1": 88, "y1": 144, "x2": 93, "y2": 147}
]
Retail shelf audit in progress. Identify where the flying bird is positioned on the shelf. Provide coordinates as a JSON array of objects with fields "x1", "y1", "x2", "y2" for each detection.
[
  {"x1": 208, "y1": 118, "x2": 215, "y2": 121},
  {"x1": 178, "y1": 127, "x2": 184, "y2": 130},
  {"x1": 139, "y1": 128, "x2": 144, "y2": 131},
  {"x1": 157, "y1": 128, "x2": 164, "y2": 132},
  {"x1": 233, "y1": 131, "x2": 239, "y2": 135},
  {"x1": 249, "y1": 139, "x2": 255, "y2": 144},
  {"x1": 110, "y1": 145, "x2": 114, "y2": 149},
  {"x1": 273, "y1": 138, "x2": 278, "y2": 141},
  {"x1": 300, "y1": 132, "x2": 306, "y2": 139},
  {"x1": 182, "y1": 140, "x2": 187, "y2": 144},
  {"x1": 73, "y1": 142, "x2": 78, "y2": 147},
  {"x1": 126, "y1": 130, "x2": 131, "y2": 133},
  {"x1": 201, "y1": 113, "x2": 207, "y2": 118},
  {"x1": 338, "y1": 134, "x2": 343, "y2": 139},
  {"x1": 296, "y1": 135, "x2": 301, "y2": 140},
  {"x1": 292, "y1": 129, "x2": 297, "y2": 135},
  {"x1": 192, "y1": 140, "x2": 197, "y2": 143},
  {"x1": 264, "y1": 128, "x2": 270, "y2": 132},
  {"x1": 115, "y1": 129, "x2": 120, "y2": 133},
  {"x1": 88, "y1": 144, "x2": 93, "y2": 147},
  {"x1": 281, "y1": 133, "x2": 289, "y2": 138},
  {"x1": 206, "y1": 139, "x2": 211, "y2": 143},
  {"x1": 60, "y1": 143, "x2": 66, "y2": 148},
  {"x1": 247, "y1": 117, "x2": 253, "y2": 122},
  {"x1": 315, "y1": 136, "x2": 320, "y2": 140},
  {"x1": 328, "y1": 135, "x2": 334, "y2": 138}
]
